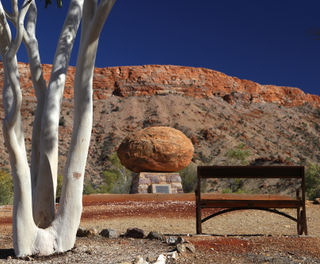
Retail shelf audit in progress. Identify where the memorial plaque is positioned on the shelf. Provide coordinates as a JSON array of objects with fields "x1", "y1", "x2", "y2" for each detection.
[{"x1": 152, "y1": 184, "x2": 172, "y2": 194}]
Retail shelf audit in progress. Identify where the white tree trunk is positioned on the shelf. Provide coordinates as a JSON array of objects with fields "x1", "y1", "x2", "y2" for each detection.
[
  {"x1": 33, "y1": 0, "x2": 84, "y2": 228},
  {"x1": 0, "y1": 0, "x2": 117, "y2": 257}
]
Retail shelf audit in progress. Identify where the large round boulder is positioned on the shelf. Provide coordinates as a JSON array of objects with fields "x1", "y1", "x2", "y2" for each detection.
[{"x1": 117, "y1": 126, "x2": 194, "y2": 172}]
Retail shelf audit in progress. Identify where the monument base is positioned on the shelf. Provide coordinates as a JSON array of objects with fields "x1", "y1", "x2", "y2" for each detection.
[{"x1": 130, "y1": 172, "x2": 183, "y2": 194}]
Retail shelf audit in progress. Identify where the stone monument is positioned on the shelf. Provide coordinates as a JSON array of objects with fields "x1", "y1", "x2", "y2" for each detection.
[{"x1": 117, "y1": 126, "x2": 194, "y2": 193}]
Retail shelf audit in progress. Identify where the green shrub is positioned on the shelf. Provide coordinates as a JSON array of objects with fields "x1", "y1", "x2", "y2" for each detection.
[
  {"x1": 56, "y1": 174, "x2": 63, "y2": 199},
  {"x1": 179, "y1": 162, "x2": 197, "y2": 193},
  {"x1": 101, "y1": 153, "x2": 133, "y2": 194},
  {"x1": 0, "y1": 170, "x2": 13, "y2": 205},
  {"x1": 83, "y1": 181, "x2": 96, "y2": 195},
  {"x1": 179, "y1": 162, "x2": 207, "y2": 193},
  {"x1": 305, "y1": 163, "x2": 320, "y2": 200},
  {"x1": 226, "y1": 143, "x2": 250, "y2": 165}
]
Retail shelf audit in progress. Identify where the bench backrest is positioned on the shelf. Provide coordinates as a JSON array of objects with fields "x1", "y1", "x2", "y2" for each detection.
[{"x1": 197, "y1": 166, "x2": 304, "y2": 179}]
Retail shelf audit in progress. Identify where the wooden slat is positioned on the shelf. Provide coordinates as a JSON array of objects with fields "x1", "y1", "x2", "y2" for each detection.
[
  {"x1": 198, "y1": 166, "x2": 304, "y2": 179},
  {"x1": 201, "y1": 193, "x2": 294, "y2": 201},
  {"x1": 199, "y1": 199, "x2": 302, "y2": 209}
]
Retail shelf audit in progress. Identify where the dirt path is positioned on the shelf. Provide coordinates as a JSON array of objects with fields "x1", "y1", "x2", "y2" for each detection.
[{"x1": 1, "y1": 194, "x2": 320, "y2": 263}]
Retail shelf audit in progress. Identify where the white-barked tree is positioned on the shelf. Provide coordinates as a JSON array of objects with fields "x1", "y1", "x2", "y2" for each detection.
[{"x1": 0, "y1": 0, "x2": 116, "y2": 257}]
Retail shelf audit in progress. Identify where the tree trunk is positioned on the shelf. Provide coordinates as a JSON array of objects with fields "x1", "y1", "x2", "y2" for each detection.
[{"x1": 0, "y1": 0, "x2": 117, "y2": 257}]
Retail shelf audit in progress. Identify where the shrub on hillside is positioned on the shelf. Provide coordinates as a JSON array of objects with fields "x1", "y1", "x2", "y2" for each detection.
[
  {"x1": 179, "y1": 162, "x2": 197, "y2": 193},
  {"x1": 101, "y1": 153, "x2": 133, "y2": 194},
  {"x1": 56, "y1": 174, "x2": 63, "y2": 201},
  {"x1": 226, "y1": 143, "x2": 250, "y2": 165},
  {"x1": 0, "y1": 170, "x2": 13, "y2": 205},
  {"x1": 305, "y1": 163, "x2": 320, "y2": 200}
]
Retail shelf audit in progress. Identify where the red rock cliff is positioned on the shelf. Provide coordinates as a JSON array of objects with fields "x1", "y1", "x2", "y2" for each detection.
[{"x1": 0, "y1": 63, "x2": 319, "y2": 107}]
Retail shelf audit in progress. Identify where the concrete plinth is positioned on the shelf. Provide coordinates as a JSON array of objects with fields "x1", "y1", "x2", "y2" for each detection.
[{"x1": 130, "y1": 172, "x2": 183, "y2": 194}]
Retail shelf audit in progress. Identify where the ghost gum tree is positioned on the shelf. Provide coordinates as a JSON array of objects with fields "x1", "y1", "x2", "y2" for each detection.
[{"x1": 0, "y1": 0, "x2": 116, "y2": 257}]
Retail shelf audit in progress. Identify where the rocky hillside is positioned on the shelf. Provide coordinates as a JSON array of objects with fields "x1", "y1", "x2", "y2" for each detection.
[{"x1": 0, "y1": 63, "x2": 319, "y2": 187}]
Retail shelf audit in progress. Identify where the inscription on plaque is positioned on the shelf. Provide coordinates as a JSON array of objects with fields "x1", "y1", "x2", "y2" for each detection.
[{"x1": 152, "y1": 184, "x2": 171, "y2": 194}]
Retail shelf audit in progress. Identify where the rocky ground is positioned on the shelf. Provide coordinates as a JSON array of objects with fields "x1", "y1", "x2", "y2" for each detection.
[
  {"x1": 1, "y1": 194, "x2": 320, "y2": 263},
  {"x1": 0, "y1": 93, "x2": 319, "y2": 190}
]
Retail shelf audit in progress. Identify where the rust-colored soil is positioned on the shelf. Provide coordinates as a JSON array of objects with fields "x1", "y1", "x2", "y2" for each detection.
[{"x1": 1, "y1": 194, "x2": 320, "y2": 263}]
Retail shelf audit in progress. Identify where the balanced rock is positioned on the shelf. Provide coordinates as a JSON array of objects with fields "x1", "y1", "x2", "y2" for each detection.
[{"x1": 117, "y1": 126, "x2": 194, "y2": 172}]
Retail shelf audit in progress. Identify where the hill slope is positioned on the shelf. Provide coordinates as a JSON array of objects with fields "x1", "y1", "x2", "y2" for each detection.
[{"x1": 0, "y1": 63, "x2": 319, "y2": 187}]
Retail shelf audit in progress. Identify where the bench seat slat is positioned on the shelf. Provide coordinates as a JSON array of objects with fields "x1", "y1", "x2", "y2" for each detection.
[
  {"x1": 199, "y1": 199, "x2": 302, "y2": 209},
  {"x1": 201, "y1": 193, "x2": 295, "y2": 201},
  {"x1": 198, "y1": 165, "x2": 304, "y2": 178}
]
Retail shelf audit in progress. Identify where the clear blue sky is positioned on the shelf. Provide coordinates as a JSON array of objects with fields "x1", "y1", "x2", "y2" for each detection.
[{"x1": 12, "y1": 1, "x2": 320, "y2": 96}]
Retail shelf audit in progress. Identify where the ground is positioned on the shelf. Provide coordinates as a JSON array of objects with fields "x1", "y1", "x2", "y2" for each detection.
[{"x1": 0, "y1": 194, "x2": 320, "y2": 263}]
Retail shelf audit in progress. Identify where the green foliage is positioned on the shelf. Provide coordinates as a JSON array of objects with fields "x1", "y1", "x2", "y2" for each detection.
[
  {"x1": 100, "y1": 153, "x2": 133, "y2": 194},
  {"x1": 305, "y1": 163, "x2": 320, "y2": 200},
  {"x1": 226, "y1": 143, "x2": 250, "y2": 165},
  {"x1": 44, "y1": 0, "x2": 62, "y2": 8},
  {"x1": 83, "y1": 181, "x2": 96, "y2": 195},
  {"x1": 222, "y1": 188, "x2": 246, "y2": 194},
  {"x1": 179, "y1": 162, "x2": 207, "y2": 193},
  {"x1": 56, "y1": 174, "x2": 63, "y2": 199},
  {"x1": 0, "y1": 170, "x2": 13, "y2": 205},
  {"x1": 179, "y1": 162, "x2": 197, "y2": 193}
]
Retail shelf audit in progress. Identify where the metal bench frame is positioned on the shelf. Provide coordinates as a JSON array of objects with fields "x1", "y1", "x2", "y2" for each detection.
[{"x1": 195, "y1": 166, "x2": 308, "y2": 235}]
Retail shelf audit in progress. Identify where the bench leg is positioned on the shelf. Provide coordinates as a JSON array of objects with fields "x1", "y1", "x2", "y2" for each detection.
[
  {"x1": 297, "y1": 207, "x2": 301, "y2": 235},
  {"x1": 301, "y1": 209, "x2": 308, "y2": 235},
  {"x1": 196, "y1": 205, "x2": 202, "y2": 234},
  {"x1": 297, "y1": 208, "x2": 308, "y2": 235}
]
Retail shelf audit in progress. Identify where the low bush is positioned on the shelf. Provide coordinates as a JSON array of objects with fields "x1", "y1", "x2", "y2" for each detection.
[
  {"x1": 101, "y1": 153, "x2": 133, "y2": 194},
  {"x1": 226, "y1": 143, "x2": 250, "y2": 165},
  {"x1": 179, "y1": 162, "x2": 197, "y2": 193},
  {"x1": 0, "y1": 170, "x2": 13, "y2": 205},
  {"x1": 305, "y1": 163, "x2": 320, "y2": 200}
]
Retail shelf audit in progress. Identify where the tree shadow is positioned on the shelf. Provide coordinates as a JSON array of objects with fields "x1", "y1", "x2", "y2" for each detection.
[{"x1": 0, "y1": 248, "x2": 14, "y2": 259}]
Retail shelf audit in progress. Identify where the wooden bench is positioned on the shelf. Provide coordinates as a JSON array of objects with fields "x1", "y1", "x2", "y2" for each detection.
[{"x1": 195, "y1": 166, "x2": 308, "y2": 235}]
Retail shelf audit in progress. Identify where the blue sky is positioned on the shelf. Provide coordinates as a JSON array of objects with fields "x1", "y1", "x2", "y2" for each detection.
[{"x1": 10, "y1": 1, "x2": 320, "y2": 96}]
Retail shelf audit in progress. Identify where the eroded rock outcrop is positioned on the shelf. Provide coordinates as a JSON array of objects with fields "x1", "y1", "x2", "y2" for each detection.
[
  {"x1": 117, "y1": 126, "x2": 194, "y2": 173},
  {"x1": 0, "y1": 63, "x2": 319, "y2": 107}
]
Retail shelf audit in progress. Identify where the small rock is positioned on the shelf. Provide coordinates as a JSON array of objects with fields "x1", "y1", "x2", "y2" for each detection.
[
  {"x1": 76, "y1": 227, "x2": 86, "y2": 237},
  {"x1": 185, "y1": 242, "x2": 196, "y2": 253},
  {"x1": 125, "y1": 228, "x2": 145, "y2": 239},
  {"x1": 176, "y1": 242, "x2": 196, "y2": 254},
  {"x1": 154, "y1": 254, "x2": 166, "y2": 264},
  {"x1": 133, "y1": 255, "x2": 148, "y2": 264},
  {"x1": 313, "y1": 198, "x2": 320, "y2": 204},
  {"x1": 85, "y1": 249, "x2": 93, "y2": 255},
  {"x1": 165, "y1": 236, "x2": 177, "y2": 245},
  {"x1": 175, "y1": 236, "x2": 185, "y2": 245},
  {"x1": 166, "y1": 251, "x2": 179, "y2": 260},
  {"x1": 176, "y1": 243, "x2": 186, "y2": 253},
  {"x1": 146, "y1": 231, "x2": 163, "y2": 240},
  {"x1": 23, "y1": 256, "x2": 34, "y2": 261},
  {"x1": 146, "y1": 255, "x2": 157, "y2": 263},
  {"x1": 77, "y1": 228, "x2": 97, "y2": 237},
  {"x1": 100, "y1": 228, "x2": 119, "y2": 238}
]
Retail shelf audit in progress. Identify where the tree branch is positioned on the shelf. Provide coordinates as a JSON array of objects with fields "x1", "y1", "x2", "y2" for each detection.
[
  {"x1": 0, "y1": 2, "x2": 12, "y2": 56},
  {"x1": 86, "y1": 0, "x2": 116, "y2": 45},
  {"x1": 21, "y1": 0, "x2": 48, "y2": 199}
]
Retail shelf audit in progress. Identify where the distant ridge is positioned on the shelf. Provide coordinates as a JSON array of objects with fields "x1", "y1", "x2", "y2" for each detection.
[{"x1": 0, "y1": 63, "x2": 319, "y2": 107}]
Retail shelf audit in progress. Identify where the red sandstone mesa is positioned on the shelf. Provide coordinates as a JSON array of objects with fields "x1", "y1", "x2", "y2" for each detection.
[
  {"x1": 117, "y1": 126, "x2": 194, "y2": 173},
  {"x1": 0, "y1": 63, "x2": 319, "y2": 107}
]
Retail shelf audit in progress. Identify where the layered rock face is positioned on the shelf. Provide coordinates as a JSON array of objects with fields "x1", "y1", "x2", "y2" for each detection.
[
  {"x1": 0, "y1": 63, "x2": 319, "y2": 107},
  {"x1": 117, "y1": 126, "x2": 194, "y2": 173}
]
